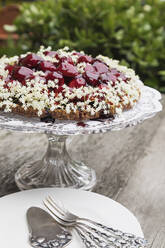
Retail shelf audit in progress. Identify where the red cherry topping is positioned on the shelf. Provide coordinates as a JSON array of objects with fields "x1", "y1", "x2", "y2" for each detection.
[
  {"x1": 110, "y1": 69, "x2": 127, "y2": 81},
  {"x1": 84, "y1": 63, "x2": 100, "y2": 86},
  {"x1": 12, "y1": 66, "x2": 33, "y2": 83},
  {"x1": 43, "y1": 51, "x2": 60, "y2": 66},
  {"x1": 100, "y1": 72, "x2": 117, "y2": 83},
  {"x1": 58, "y1": 62, "x2": 78, "y2": 77},
  {"x1": 44, "y1": 51, "x2": 59, "y2": 59},
  {"x1": 72, "y1": 52, "x2": 82, "y2": 56},
  {"x1": 84, "y1": 70, "x2": 99, "y2": 87},
  {"x1": 54, "y1": 86, "x2": 64, "y2": 94},
  {"x1": 19, "y1": 54, "x2": 43, "y2": 69},
  {"x1": 77, "y1": 55, "x2": 93, "y2": 64},
  {"x1": 60, "y1": 56, "x2": 74, "y2": 65},
  {"x1": 115, "y1": 72, "x2": 121, "y2": 77},
  {"x1": 110, "y1": 68, "x2": 118, "y2": 74},
  {"x1": 69, "y1": 77, "x2": 86, "y2": 88},
  {"x1": 3, "y1": 50, "x2": 129, "y2": 98},
  {"x1": 93, "y1": 61, "x2": 109, "y2": 74},
  {"x1": 45, "y1": 71, "x2": 64, "y2": 86},
  {"x1": 39, "y1": 61, "x2": 56, "y2": 72},
  {"x1": 85, "y1": 64, "x2": 95, "y2": 72},
  {"x1": 5, "y1": 65, "x2": 14, "y2": 74}
]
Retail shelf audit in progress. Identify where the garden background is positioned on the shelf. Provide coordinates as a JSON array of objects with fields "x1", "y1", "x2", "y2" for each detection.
[{"x1": 0, "y1": 0, "x2": 165, "y2": 92}]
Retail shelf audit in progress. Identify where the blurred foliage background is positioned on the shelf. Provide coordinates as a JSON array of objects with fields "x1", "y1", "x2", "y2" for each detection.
[
  {"x1": 0, "y1": 0, "x2": 165, "y2": 91},
  {"x1": 0, "y1": 0, "x2": 35, "y2": 5}
]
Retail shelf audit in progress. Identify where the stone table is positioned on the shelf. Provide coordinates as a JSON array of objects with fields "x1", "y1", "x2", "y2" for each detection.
[{"x1": 0, "y1": 95, "x2": 165, "y2": 246}]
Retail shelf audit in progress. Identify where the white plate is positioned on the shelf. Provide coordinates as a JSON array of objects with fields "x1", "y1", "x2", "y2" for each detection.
[{"x1": 0, "y1": 188, "x2": 143, "y2": 247}]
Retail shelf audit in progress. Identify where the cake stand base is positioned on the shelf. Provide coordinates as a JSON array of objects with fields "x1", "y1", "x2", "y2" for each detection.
[{"x1": 15, "y1": 134, "x2": 96, "y2": 191}]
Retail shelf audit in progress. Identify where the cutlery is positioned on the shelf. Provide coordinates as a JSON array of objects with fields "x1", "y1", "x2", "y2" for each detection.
[
  {"x1": 43, "y1": 196, "x2": 149, "y2": 248},
  {"x1": 27, "y1": 207, "x2": 72, "y2": 248}
]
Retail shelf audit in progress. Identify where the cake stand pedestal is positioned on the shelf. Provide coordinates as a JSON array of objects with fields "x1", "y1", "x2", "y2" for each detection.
[
  {"x1": 15, "y1": 134, "x2": 96, "y2": 190},
  {"x1": 0, "y1": 86, "x2": 162, "y2": 191}
]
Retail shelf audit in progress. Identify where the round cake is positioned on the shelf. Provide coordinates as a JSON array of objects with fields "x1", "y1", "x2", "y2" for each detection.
[{"x1": 0, "y1": 46, "x2": 143, "y2": 121}]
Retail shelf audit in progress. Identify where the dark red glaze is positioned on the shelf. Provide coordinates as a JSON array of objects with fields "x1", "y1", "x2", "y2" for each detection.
[
  {"x1": 54, "y1": 86, "x2": 64, "y2": 94},
  {"x1": 5, "y1": 65, "x2": 14, "y2": 74},
  {"x1": 77, "y1": 122, "x2": 87, "y2": 127},
  {"x1": 69, "y1": 77, "x2": 86, "y2": 88},
  {"x1": 77, "y1": 55, "x2": 93, "y2": 64},
  {"x1": 12, "y1": 66, "x2": 34, "y2": 83},
  {"x1": 58, "y1": 62, "x2": 78, "y2": 77},
  {"x1": 19, "y1": 54, "x2": 43, "y2": 69},
  {"x1": 45, "y1": 71, "x2": 64, "y2": 86},
  {"x1": 39, "y1": 61, "x2": 56, "y2": 72},
  {"x1": 93, "y1": 61, "x2": 109, "y2": 74},
  {"x1": 63, "y1": 76, "x2": 73, "y2": 85},
  {"x1": 70, "y1": 96, "x2": 84, "y2": 103}
]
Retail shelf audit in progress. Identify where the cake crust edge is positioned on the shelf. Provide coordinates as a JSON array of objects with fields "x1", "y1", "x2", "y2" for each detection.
[{"x1": 0, "y1": 90, "x2": 140, "y2": 121}]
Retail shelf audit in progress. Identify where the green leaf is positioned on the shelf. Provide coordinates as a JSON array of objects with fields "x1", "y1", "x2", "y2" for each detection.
[{"x1": 159, "y1": 71, "x2": 165, "y2": 76}]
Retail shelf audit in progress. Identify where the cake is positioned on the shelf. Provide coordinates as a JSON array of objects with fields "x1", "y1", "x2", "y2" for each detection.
[{"x1": 0, "y1": 46, "x2": 143, "y2": 121}]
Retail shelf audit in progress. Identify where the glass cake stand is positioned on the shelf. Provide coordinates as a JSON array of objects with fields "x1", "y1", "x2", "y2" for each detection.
[{"x1": 0, "y1": 86, "x2": 162, "y2": 191}]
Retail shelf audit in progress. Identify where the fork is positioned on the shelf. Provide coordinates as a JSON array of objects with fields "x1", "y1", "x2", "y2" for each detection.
[{"x1": 43, "y1": 196, "x2": 148, "y2": 248}]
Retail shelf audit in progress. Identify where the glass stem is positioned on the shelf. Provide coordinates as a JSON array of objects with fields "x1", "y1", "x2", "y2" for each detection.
[
  {"x1": 44, "y1": 134, "x2": 68, "y2": 163},
  {"x1": 15, "y1": 134, "x2": 96, "y2": 190}
]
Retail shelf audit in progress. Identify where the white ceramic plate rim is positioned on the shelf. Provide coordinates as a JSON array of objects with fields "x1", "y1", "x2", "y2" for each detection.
[{"x1": 0, "y1": 188, "x2": 144, "y2": 248}]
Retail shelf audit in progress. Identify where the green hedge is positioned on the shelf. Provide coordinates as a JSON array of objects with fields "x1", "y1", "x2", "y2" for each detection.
[
  {"x1": 3, "y1": 0, "x2": 165, "y2": 91},
  {"x1": 0, "y1": 0, "x2": 35, "y2": 6},
  {"x1": 0, "y1": 1, "x2": 23, "y2": 7}
]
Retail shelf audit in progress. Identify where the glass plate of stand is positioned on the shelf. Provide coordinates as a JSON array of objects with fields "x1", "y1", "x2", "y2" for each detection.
[{"x1": 0, "y1": 86, "x2": 162, "y2": 191}]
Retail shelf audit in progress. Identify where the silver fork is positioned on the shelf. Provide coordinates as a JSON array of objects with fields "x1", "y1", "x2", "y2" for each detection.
[{"x1": 43, "y1": 196, "x2": 148, "y2": 248}]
